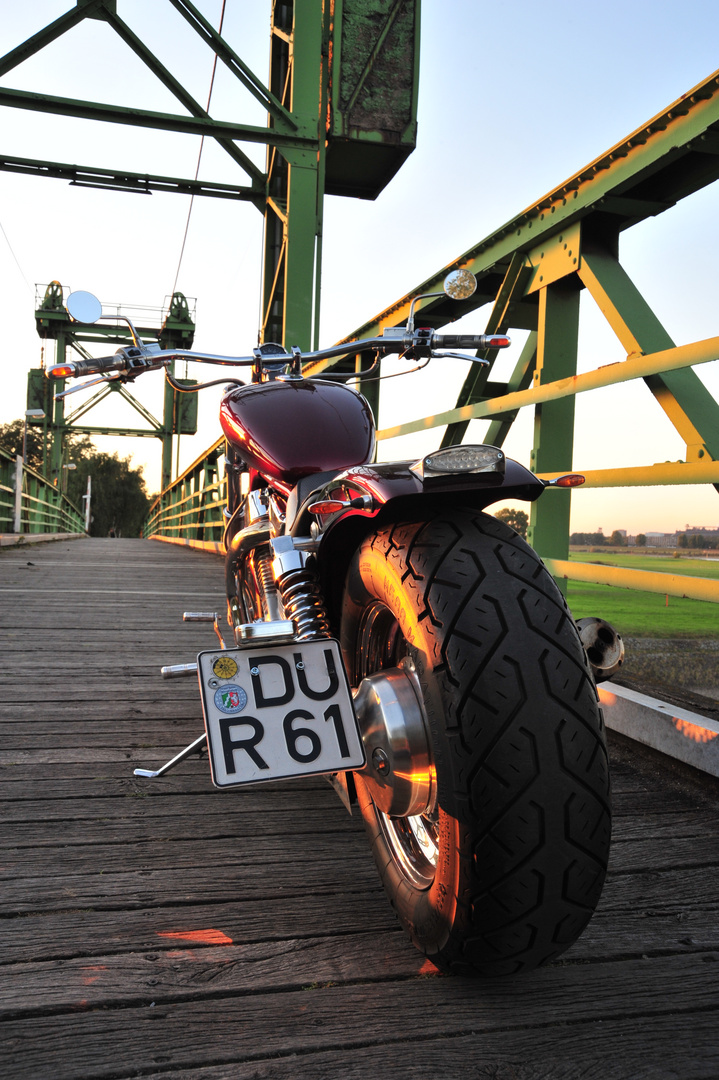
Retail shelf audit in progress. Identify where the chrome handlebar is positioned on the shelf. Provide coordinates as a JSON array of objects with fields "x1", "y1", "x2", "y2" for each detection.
[{"x1": 46, "y1": 330, "x2": 510, "y2": 384}]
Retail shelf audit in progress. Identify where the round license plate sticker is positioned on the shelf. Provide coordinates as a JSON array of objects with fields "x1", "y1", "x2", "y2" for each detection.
[
  {"x1": 213, "y1": 655, "x2": 239, "y2": 680},
  {"x1": 214, "y1": 684, "x2": 248, "y2": 714}
]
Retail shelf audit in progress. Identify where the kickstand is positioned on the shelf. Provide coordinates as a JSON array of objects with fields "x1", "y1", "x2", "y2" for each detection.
[{"x1": 134, "y1": 733, "x2": 207, "y2": 778}]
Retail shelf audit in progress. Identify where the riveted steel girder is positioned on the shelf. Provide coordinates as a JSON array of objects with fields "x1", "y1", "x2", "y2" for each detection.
[{"x1": 318, "y1": 67, "x2": 719, "y2": 544}]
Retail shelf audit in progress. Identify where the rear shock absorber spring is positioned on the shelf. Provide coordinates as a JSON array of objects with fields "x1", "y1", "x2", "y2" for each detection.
[
  {"x1": 255, "y1": 551, "x2": 282, "y2": 622},
  {"x1": 276, "y1": 567, "x2": 330, "y2": 640}
]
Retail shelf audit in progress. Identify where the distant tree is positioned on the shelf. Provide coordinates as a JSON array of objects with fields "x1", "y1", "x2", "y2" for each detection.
[
  {"x1": 570, "y1": 532, "x2": 607, "y2": 546},
  {"x1": 66, "y1": 451, "x2": 150, "y2": 537},
  {"x1": 635, "y1": 534, "x2": 646, "y2": 547},
  {"x1": 0, "y1": 418, "x2": 93, "y2": 473},
  {"x1": 494, "y1": 508, "x2": 528, "y2": 538},
  {"x1": 609, "y1": 530, "x2": 626, "y2": 547}
]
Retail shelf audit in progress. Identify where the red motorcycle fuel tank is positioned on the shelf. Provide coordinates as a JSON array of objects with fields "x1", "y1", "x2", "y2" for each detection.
[{"x1": 220, "y1": 379, "x2": 375, "y2": 492}]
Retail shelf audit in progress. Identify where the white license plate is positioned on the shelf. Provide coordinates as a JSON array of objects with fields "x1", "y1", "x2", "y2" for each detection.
[{"x1": 197, "y1": 638, "x2": 364, "y2": 788}]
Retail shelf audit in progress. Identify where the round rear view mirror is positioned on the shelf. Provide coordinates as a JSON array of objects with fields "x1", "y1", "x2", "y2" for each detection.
[
  {"x1": 66, "y1": 291, "x2": 102, "y2": 324},
  {"x1": 443, "y1": 269, "x2": 477, "y2": 301}
]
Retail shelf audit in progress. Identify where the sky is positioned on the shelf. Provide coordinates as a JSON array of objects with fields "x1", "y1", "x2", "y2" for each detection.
[{"x1": 1, "y1": 0, "x2": 719, "y2": 535}]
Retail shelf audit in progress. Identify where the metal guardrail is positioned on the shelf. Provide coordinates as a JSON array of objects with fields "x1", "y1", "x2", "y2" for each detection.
[
  {"x1": 143, "y1": 437, "x2": 226, "y2": 551},
  {"x1": 0, "y1": 448, "x2": 85, "y2": 537}
]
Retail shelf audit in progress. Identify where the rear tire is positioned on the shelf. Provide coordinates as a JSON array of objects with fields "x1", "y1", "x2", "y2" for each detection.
[{"x1": 341, "y1": 509, "x2": 611, "y2": 976}]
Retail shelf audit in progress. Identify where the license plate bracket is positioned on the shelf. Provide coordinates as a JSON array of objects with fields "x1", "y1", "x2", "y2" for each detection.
[{"x1": 198, "y1": 638, "x2": 364, "y2": 788}]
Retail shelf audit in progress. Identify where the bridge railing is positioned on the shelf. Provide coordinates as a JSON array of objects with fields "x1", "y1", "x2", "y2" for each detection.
[
  {"x1": 0, "y1": 448, "x2": 85, "y2": 537},
  {"x1": 143, "y1": 437, "x2": 226, "y2": 553}
]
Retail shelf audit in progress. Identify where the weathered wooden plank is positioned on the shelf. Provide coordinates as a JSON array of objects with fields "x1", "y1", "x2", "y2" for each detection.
[
  {"x1": 1, "y1": 828, "x2": 370, "y2": 875},
  {"x1": 0, "y1": 930, "x2": 422, "y2": 1017},
  {"x1": 1, "y1": 809, "x2": 361, "y2": 847},
  {"x1": 0, "y1": 853, "x2": 381, "y2": 914},
  {"x1": 1, "y1": 896, "x2": 715, "y2": 970},
  {"x1": 1, "y1": 955, "x2": 717, "y2": 1080},
  {"x1": 2, "y1": 854, "x2": 718, "y2": 918},
  {"x1": 0, "y1": 891, "x2": 392, "y2": 965},
  {"x1": 0, "y1": 724, "x2": 209, "y2": 748},
  {"x1": 3, "y1": 819, "x2": 716, "y2": 882},
  {"x1": 0, "y1": 767, "x2": 332, "y2": 798},
  {"x1": 3, "y1": 774, "x2": 715, "y2": 833},
  {"x1": 0, "y1": 783, "x2": 348, "y2": 819},
  {"x1": 0, "y1": 699, "x2": 205, "y2": 719},
  {"x1": 132, "y1": 1013, "x2": 719, "y2": 1080},
  {"x1": 1, "y1": 769, "x2": 706, "y2": 820},
  {"x1": 2, "y1": 811, "x2": 362, "y2": 849},
  {"x1": 3, "y1": 923, "x2": 719, "y2": 1022},
  {"x1": 4, "y1": 806, "x2": 717, "y2": 862}
]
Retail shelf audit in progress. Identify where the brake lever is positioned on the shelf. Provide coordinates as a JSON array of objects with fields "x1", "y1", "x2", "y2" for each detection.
[
  {"x1": 432, "y1": 352, "x2": 490, "y2": 364},
  {"x1": 54, "y1": 373, "x2": 122, "y2": 400}
]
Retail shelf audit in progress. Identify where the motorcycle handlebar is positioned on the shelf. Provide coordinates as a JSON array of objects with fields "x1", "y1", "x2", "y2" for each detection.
[{"x1": 45, "y1": 331, "x2": 511, "y2": 384}]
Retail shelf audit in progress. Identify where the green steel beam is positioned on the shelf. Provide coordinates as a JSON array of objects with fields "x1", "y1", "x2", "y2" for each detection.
[
  {"x1": 102, "y1": 9, "x2": 264, "y2": 183},
  {"x1": 526, "y1": 281, "x2": 580, "y2": 573},
  {"x1": 578, "y1": 246, "x2": 719, "y2": 464},
  {"x1": 483, "y1": 332, "x2": 537, "y2": 448},
  {"x1": 166, "y1": 0, "x2": 293, "y2": 126},
  {"x1": 0, "y1": 6, "x2": 87, "y2": 78},
  {"x1": 334, "y1": 67, "x2": 719, "y2": 348},
  {"x1": 261, "y1": 0, "x2": 327, "y2": 350},
  {"x1": 0, "y1": 88, "x2": 314, "y2": 153},
  {"x1": 440, "y1": 252, "x2": 533, "y2": 447},
  {"x1": 64, "y1": 426, "x2": 163, "y2": 438}
]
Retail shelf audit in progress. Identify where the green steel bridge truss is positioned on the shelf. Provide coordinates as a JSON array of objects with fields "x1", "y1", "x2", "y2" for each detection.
[
  {"x1": 2, "y1": 2, "x2": 719, "y2": 609},
  {"x1": 306, "y1": 66, "x2": 719, "y2": 568}
]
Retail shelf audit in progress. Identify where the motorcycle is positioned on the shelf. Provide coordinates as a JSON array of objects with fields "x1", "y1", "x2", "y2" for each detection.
[{"x1": 49, "y1": 270, "x2": 614, "y2": 977}]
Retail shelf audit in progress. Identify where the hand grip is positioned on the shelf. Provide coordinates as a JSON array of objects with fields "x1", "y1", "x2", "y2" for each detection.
[
  {"x1": 431, "y1": 333, "x2": 510, "y2": 350},
  {"x1": 71, "y1": 354, "x2": 128, "y2": 377}
]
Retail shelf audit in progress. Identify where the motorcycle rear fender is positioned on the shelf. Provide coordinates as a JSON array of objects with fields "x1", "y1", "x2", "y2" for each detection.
[{"x1": 286, "y1": 458, "x2": 546, "y2": 632}]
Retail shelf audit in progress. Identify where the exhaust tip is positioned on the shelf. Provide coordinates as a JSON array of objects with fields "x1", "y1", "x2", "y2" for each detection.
[{"x1": 576, "y1": 617, "x2": 624, "y2": 682}]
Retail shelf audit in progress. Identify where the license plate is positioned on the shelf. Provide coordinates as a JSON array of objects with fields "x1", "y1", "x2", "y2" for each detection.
[{"x1": 197, "y1": 638, "x2": 365, "y2": 788}]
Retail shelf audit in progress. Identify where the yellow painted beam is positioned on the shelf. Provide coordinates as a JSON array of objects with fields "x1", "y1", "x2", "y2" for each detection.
[
  {"x1": 542, "y1": 558, "x2": 719, "y2": 603},
  {"x1": 377, "y1": 334, "x2": 719, "y2": 441},
  {"x1": 538, "y1": 461, "x2": 719, "y2": 487}
]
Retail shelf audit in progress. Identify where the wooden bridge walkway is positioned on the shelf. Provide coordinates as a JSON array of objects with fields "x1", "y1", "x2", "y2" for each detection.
[{"x1": 1, "y1": 537, "x2": 718, "y2": 1079}]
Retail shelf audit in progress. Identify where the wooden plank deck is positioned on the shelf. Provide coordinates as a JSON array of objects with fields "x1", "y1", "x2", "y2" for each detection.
[{"x1": 1, "y1": 537, "x2": 718, "y2": 1080}]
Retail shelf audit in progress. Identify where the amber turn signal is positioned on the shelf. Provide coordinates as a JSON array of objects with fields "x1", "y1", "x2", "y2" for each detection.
[{"x1": 554, "y1": 474, "x2": 585, "y2": 487}]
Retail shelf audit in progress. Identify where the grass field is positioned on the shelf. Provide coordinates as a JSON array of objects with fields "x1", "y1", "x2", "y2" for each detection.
[{"x1": 564, "y1": 553, "x2": 719, "y2": 638}]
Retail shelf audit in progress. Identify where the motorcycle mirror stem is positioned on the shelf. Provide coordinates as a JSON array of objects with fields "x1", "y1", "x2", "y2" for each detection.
[
  {"x1": 405, "y1": 269, "x2": 477, "y2": 333},
  {"x1": 66, "y1": 290, "x2": 145, "y2": 349}
]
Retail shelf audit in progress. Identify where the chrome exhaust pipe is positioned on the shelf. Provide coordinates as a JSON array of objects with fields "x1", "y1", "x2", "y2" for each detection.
[{"x1": 576, "y1": 617, "x2": 625, "y2": 682}]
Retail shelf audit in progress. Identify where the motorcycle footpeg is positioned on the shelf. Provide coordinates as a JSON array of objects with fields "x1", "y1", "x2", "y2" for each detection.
[
  {"x1": 183, "y1": 611, "x2": 226, "y2": 649},
  {"x1": 161, "y1": 662, "x2": 198, "y2": 679}
]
